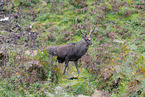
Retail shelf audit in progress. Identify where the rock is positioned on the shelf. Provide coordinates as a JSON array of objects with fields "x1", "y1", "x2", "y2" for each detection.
[
  {"x1": 0, "y1": 17, "x2": 9, "y2": 21},
  {"x1": 78, "y1": 95, "x2": 90, "y2": 97},
  {"x1": 91, "y1": 89, "x2": 105, "y2": 97},
  {"x1": 54, "y1": 86, "x2": 70, "y2": 97},
  {"x1": 25, "y1": 50, "x2": 38, "y2": 56}
]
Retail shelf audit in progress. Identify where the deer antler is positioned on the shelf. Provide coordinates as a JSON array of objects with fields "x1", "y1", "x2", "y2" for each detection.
[
  {"x1": 79, "y1": 25, "x2": 86, "y2": 35},
  {"x1": 89, "y1": 25, "x2": 95, "y2": 36}
]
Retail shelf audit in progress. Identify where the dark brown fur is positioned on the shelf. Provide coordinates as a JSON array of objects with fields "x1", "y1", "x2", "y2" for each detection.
[{"x1": 46, "y1": 35, "x2": 93, "y2": 75}]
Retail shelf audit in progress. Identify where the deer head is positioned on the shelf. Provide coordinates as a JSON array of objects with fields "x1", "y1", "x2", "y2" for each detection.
[{"x1": 79, "y1": 25, "x2": 95, "y2": 46}]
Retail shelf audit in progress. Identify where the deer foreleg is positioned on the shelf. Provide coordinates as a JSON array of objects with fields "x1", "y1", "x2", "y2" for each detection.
[
  {"x1": 63, "y1": 60, "x2": 69, "y2": 75},
  {"x1": 74, "y1": 61, "x2": 79, "y2": 74}
]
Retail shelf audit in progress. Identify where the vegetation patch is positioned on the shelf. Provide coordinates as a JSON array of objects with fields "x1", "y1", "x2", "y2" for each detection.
[{"x1": 0, "y1": 0, "x2": 145, "y2": 96}]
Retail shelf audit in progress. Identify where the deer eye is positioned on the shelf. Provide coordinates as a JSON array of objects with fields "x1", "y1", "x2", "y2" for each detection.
[
  {"x1": 87, "y1": 39, "x2": 91, "y2": 41},
  {"x1": 88, "y1": 38, "x2": 91, "y2": 40}
]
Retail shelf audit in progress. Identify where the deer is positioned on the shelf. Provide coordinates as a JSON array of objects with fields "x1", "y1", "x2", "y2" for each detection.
[{"x1": 45, "y1": 25, "x2": 95, "y2": 75}]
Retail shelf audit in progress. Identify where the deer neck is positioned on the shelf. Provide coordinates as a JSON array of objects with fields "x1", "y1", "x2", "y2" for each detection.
[
  {"x1": 72, "y1": 39, "x2": 89, "y2": 57},
  {"x1": 78, "y1": 39, "x2": 89, "y2": 49}
]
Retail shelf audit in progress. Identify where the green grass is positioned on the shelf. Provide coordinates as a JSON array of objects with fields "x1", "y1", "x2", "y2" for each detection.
[{"x1": 1, "y1": 0, "x2": 145, "y2": 96}]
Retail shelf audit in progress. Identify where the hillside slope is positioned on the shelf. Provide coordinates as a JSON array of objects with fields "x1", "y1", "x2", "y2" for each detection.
[{"x1": 0, "y1": 0, "x2": 145, "y2": 96}]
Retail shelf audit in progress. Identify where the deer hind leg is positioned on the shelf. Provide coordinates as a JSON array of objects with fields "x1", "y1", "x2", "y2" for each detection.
[{"x1": 74, "y1": 61, "x2": 80, "y2": 74}]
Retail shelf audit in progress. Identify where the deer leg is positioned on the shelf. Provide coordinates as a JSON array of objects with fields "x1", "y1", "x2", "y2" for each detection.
[
  {"x1": 74, "y1": 61, "x2": 80, "y2": 74},
  {"x1": 63, "y1": 59, "x2": 69, "y2": 75}
]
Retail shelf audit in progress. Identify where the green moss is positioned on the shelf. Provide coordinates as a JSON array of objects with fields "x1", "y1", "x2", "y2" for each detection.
[{"x1": 106, "y1": 13, "x2": 120, "y2": 21}]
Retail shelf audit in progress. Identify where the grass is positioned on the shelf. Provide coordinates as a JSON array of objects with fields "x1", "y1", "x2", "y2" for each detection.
[{"x1": 0, "y1": 0, "x2": 145, "y2": 96}]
